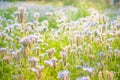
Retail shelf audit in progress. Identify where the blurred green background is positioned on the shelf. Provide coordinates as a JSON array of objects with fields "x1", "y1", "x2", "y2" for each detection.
[{"x1": 0, "y1": 0, "x2": 113, "y2": 7}]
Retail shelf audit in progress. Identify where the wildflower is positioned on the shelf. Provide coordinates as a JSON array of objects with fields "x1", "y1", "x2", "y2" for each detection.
[
  {"x1": 60, "y1": 51, "x2": 67, "y2": 66},
  {"x1": 31, "y1": 67, "x2": 38, "y2": 73},
  {"x1": 29, "y1": 57, "x2": 39, "y2": 67},
  {"x1": 16, "y1": 7, "x2": 27, "y2": 23},
  {"x1": 76, "y1": 76, "x2": 90, "y2": 80},
  {"x1": 114, "y1": 49, "x2": 120, "y2": 58},
  {"x1": 100, "y1": 24, "x2": 107, "y2": 33},
  {"x1": 10, "y1": 51, "x2": 19, "y2": 61},
  {"x1": 82, "y1": 66, "x2": 94, "y2": 73},
  {"x1": 0, "y1": 32, "x2": 8, "y2": 39},
  {"x1": 19, "y1": 37, "x2": 32, "y2": 46},
  {"x1": 36, "y1": 65, "x2": 44, "y2": 79},
  {"x1": 51, "y1": 57, "x2": 57, "y2": 68},
  {"x1": 75, "y1": 34, "x2": 82, "y2": 46},
  {"x1": 115, "y1": 23, "x2": 120, "y2": 30},
  {"x1": 58, "y1": 70, "x2": 70, "y2": 80},
  {"x1": 32, "y1": 46, "x2": 40, "y2": 56},
  {"x1": 60, "y1": 52, "x2": 67, "y2": 58},
  {"x1": 36, "y1": 65, "x2": 44, "y2": 73},
  {"x1": 0, "y1": 48, "x2": 8, "y2": 58},
  {"x1": 44, "y1": 60, "x2": 53, "y2": 67},
  {"x1": 0, "y1": 48, "x2": 8, "y2": 53},
  {"x1": 98, "y1": 51, "x2": 105, "y2": 59},
  {"x1": 62, "y1": 45, "x2": 71, "y2": 53},
  {"x1": 33, "y1": 12, "x2": 40, "y2": 20},
  {"x1": 46, "y1": 48, "x2": 56, "y2": 58},
  {"x1": 19, "y1": 35, "x2": 37, "y2": 46}
]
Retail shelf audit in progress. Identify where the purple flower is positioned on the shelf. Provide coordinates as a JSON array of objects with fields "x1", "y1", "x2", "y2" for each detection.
[
  {"x1": 76, "y1": 76, "x2": 90, "y2": 80},
  {"x1": 82, "y1": 67, "x2": 94, "y2": 73},
  {"x1": 58, "y1": 70, "x2": 70, "y2": 80}
]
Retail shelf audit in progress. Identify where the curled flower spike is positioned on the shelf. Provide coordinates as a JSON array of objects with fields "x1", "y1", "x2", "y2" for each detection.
[
  {"x1": 36, "y1": 65, "x2": 44, "y2": 79},
  {"x1": 75, "y1": 34, "x2": 83, "y2": 46},
  {"x1": 46, "y1": 48, "x2": 56, "y2": 58},
  {"x1": 16, "y1": 7, "x2": 27, "y2": 23},
  {"x1": 10, "y1": 51, "x2": 19, "y2": 61},
  {"x1": 60, "y1": 51, "x2": 67, "y2": 58},
  {"x1": 29, "y1": 57, "x2": 39, "y2": 67},
  {"x1": 0, "y1": 48, "x2": 8, "y2": 58},
  {"x1": 51, "y1": 57, "x2": 57, "y2": 68},
  {"x1": 19, "y1": 34, "x2": 38, "y2": 47},
  {"x1": 60, "y1": 51, "x2": 67, "y2": 66}
]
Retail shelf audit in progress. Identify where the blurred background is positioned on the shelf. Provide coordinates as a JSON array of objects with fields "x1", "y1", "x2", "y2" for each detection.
[
  {"x1": 0, "y1": 0, "x2": 120, "y2": 21},
  {"x1": 0, "y1": 0, "x2": 120, "y2": 7}
]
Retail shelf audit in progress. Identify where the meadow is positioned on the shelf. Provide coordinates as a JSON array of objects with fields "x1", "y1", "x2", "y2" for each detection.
[{"x1": 0, "y1": 1, "x2": 120, "y2": 80}]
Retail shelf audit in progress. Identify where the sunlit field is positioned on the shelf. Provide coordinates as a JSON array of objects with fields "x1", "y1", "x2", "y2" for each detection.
[{"x1": 0, "y1": 0, "x2": 120, "y2": 80}]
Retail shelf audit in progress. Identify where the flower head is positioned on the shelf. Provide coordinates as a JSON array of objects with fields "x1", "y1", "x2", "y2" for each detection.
[
  {"x1": 76, "y1": 76, "x2": 90, "y2": 80},
  {"x1": 58, "y1": 70, "x2": 70, "y2": 80},
  {"x1": 82, "y1": 66, "x2": 94, "y2": 73}
]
